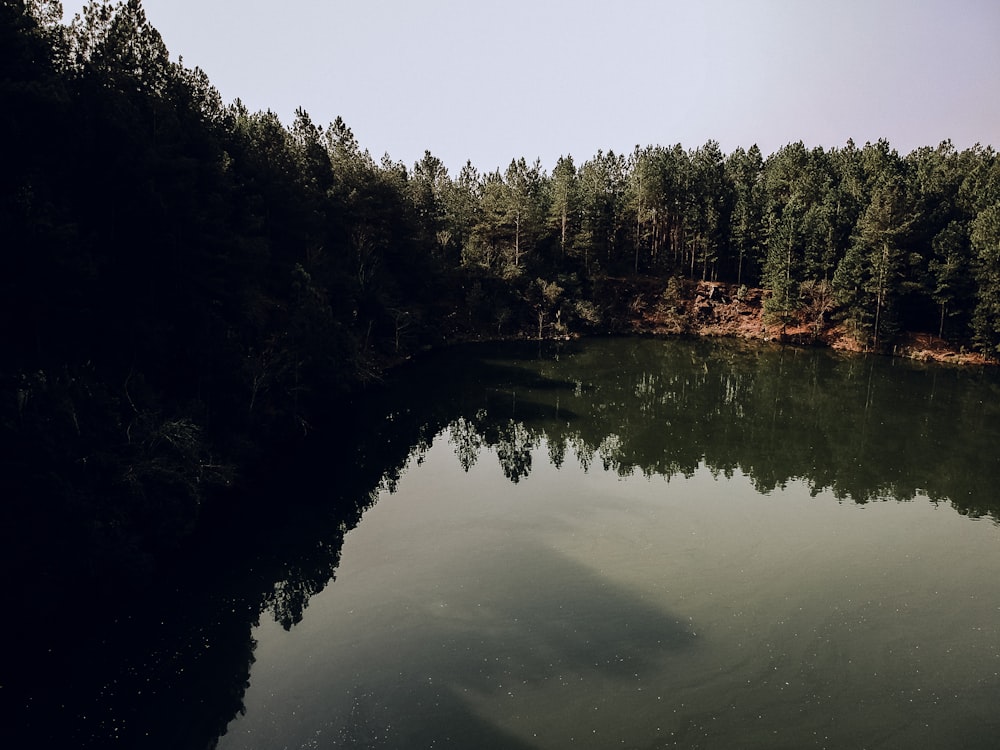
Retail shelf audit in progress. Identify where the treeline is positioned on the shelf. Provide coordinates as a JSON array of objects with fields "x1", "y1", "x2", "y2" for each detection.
[
  {"x1": 3, "y1": 1, "x2": 1000, "y2": 588},
  {"x1": 387, "y1": 131, "x2": 1000, "y2": 353}
]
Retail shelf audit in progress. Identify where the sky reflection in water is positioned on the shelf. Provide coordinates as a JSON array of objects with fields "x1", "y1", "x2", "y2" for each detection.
[{"x1": 220, "y1": 389, "x2": 1000, "y2": 750}]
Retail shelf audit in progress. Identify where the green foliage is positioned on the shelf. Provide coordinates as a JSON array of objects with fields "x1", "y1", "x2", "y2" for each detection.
[
  {"x1": 6, "y1": 0, "x2": 1000, "y2": 601},
  {"x1": 725, "y1": 146, "x2": 765, "y2": 285},
  {"x1": 971, "y1": 203, "x2": 1000, "y2": 353},
  {"x1": 548, "y1": 155, "x2": 579, "y2": 259}
]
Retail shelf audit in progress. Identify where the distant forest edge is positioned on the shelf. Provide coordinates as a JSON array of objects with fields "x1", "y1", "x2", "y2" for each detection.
[{"x1": 4, "y1": 2, "x2": 1000, "y2": 590}]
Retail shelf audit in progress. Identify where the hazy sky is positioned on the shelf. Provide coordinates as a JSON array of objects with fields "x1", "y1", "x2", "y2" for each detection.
[{"x1": 61, "y1": 0, "x2": 1000, "y2": 173}]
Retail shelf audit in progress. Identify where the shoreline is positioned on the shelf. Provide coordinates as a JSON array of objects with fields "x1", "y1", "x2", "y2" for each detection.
[{"x1": 600, "y1": 277, "x2": 993, "y2": 367}]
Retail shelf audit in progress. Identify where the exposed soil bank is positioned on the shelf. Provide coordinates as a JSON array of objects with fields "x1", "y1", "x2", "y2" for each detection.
[{"x1": 595, "y1": 276, "x2": 992, "y2": 367}]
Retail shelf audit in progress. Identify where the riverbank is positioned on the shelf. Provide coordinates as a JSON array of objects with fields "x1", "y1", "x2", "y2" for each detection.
[{"x1": 594, "y1": 276, "x2": 992, "y2": 367}]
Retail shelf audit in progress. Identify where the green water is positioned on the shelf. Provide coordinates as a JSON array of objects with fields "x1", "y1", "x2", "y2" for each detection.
[{"x1": 213, "y1": 338, "x2": 1000, "y2": 750}]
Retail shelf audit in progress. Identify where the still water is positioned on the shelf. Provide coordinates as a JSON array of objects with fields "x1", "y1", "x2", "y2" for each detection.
[{"x1": 214, "y1": 338, "x2": 1000, "y2": 750}]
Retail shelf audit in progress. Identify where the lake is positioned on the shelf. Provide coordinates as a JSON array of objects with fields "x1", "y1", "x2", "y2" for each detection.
[
  {"x1": 216, "y1": 337, "x2": 1000, "y2": 749},
  {"x1": 16, "y1": 337, "x2": 1000, "y2": 749}
]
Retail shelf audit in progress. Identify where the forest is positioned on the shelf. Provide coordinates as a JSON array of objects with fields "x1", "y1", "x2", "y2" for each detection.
[{"x1": 3, "y1": 0, "x2": 1000, "y2": 596}]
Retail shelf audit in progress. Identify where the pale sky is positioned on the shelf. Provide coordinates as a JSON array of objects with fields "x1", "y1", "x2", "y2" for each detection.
[{"x1": 61, "y1": 0, "x2": 1000, "y2": 173}]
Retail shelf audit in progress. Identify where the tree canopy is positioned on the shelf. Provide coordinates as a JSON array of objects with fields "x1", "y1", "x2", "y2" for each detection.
[{"x1": 3, "y1": 0, "x2": 1000, "y2": 592}]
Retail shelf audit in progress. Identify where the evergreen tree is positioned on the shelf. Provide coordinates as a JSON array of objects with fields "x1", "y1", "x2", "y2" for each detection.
[
  {"x1": 410, "y1": 149, "x2": 450, "y2": 257},
  {"x1": 548, "y1": 154, "x2": 579, "y2": 262},
  {"x1": 971, "y1": 203, "x2": 1000, "y2": 353},
  {"x1": 688, "y1": 140, "x2": 729, "y2": 281},
  {"x1": 835, "y1": 156, "x2": 914, "y2": 350},
  {"x1": 725, "y1": 145, "x2": 765, "y2": 286},
  {"x1": 502, "y1": 157, "x2": 547, "y2": 270},
  {"x1": 440, "y1": 160, "x2": 482, "y2": 265},
  {"x1": 577, "y1": 150, "x2": 627, "y2": 272}
]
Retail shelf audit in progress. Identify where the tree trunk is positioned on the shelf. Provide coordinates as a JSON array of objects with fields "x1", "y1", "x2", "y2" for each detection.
[
  {"x1": 514, "y1": 212, "x2": 521, "y2": 267},
  {"x1": 560, "y1": 208, "x2": 567, "y2": 258},
  {"x1": 873, "y1": 242, "x2": 889, "y2": 351},
  {"x1": 634, "y1": 198, "x2": 642, "y2": 274}
]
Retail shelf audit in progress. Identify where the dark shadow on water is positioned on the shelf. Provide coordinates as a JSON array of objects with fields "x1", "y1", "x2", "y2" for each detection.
[
  {"x1": 248, "y1": 540, "x2": 698, "y2": 750},
  {"x1": 433, "y1": 540, "x2": 698, "y2": 685},
  {"x1": 224, "y1": 686, "x2": 545, "y2": 750},
  {"x1": 345, "y1": 693, "x2": 544, "y2": 750}
]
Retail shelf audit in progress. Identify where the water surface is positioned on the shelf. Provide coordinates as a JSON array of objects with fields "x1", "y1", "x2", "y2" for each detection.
[{"x1": 215, "y1": 338, "x2": 1000, "y2": 749}]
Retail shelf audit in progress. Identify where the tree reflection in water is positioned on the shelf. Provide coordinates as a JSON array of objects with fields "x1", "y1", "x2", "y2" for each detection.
[{"x1": 10, "y1": 338, "x2": 1000, "y2": 749}]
